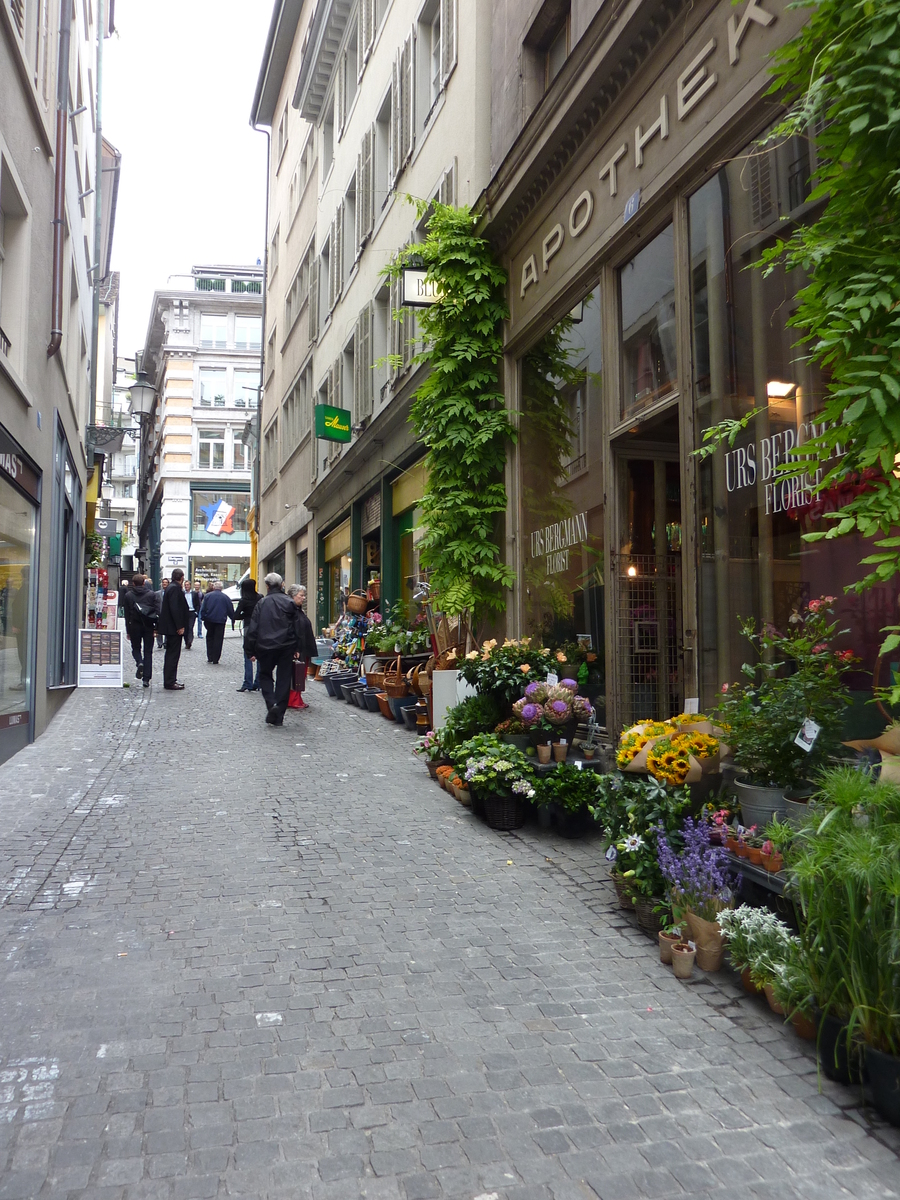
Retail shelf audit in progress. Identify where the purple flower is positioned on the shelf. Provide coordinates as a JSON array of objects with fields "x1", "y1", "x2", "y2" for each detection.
[
  {"x1": 525, "y1": 681, "x2": 542, "y2": 697},
  {"x1": 551, "y1": 700, "x2": 569, "y2": 715},
  {"x1": 560, "y1": 678, "x2": 578, "y2": 691},
  {"x1": 521, "y1": 703, "x2": 539, "y2": 722},
  {"x1": 655, "y1": 817, "x2": 736, "y2": 922}
]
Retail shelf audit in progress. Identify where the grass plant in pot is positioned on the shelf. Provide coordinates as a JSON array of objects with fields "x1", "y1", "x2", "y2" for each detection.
[
  {"x1": 790, "y1": 767, "x2": 899, "y2": 1114},
  {"x1": 656, "y1": 817, "x2": 737, "y2": 971},
  {"x1": 714, "y1": 599, "x2": 854, "y2": 829}
]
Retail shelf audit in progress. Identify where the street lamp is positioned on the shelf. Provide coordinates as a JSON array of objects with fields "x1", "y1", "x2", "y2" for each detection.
[{"x1": 128, "y1": 369, "x2": 156, "y2": 418}]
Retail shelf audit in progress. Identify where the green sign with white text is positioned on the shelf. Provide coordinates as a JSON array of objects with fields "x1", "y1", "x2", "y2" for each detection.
[{"x1": 314, "y1": 404, "x2": 352, "y2": 443}]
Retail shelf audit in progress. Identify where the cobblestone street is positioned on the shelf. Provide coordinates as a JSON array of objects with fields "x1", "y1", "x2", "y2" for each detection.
[{"x1": 0, "y1": 637, "x2": 897, "y2": 1200}]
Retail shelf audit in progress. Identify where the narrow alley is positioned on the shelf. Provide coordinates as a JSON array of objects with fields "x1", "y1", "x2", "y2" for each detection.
[{"x1": 0, "y1": 641, "x2": 897, "y2": 1200}]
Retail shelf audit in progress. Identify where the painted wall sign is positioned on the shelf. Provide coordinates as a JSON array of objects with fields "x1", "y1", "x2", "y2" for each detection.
[
  {"x1": 314, "y1": 404, "x2": 352, "y2": 443},
  {"x1": 528, "y1": 511, "x2": 589, "y2": 576},
  {"x1": 401, "y1": 268, "x2": 441, "y2": 307},
  {"x1": 200, "y1": 499, "x2": 237, "y2": 536},
  {"x1": 509, "y1": 0, "x2": 806, "y2": 331}
]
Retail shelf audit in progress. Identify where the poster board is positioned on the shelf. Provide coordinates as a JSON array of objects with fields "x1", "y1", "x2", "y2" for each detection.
[{"x1": 77, "y1": 629, "x2": 123, "y2": 688}]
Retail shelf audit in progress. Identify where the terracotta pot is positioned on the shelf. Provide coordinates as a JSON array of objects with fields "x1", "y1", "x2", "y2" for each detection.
[
  {"x1": 426, "y1": 761, "x2": 439, "y2": 780},
  {"x1": 726, "y1": 837, "x2": 740, "y2": 854},
  {"x1": 536, "y1": 745, "x2": 552, "y2": 764},
  {"x1": 741, "y1": 967, "x2": 763, "y2": 996},
  {"x1": 582, "y1": 748, "x2": 596, "y2": 760},
  {"x1": 671, "y1": 942, "x2": 695, "y2": 980},
  {"x1": 747, "y1": 847, "x2": 763, "y2": 865},
  {"x1": 735, "y1": 843, "x2": 750, "y2": 858},
  {"x1": 552, "y1": 742, "x2": 568, "y2": 763},
  {"x1": 453, "y1": 784, "x2": 472, "y2": 807},
  {"x1": 658, "y1": 930, "x2": 679, "y2": 965},
  {"x1": 791, "y1": 1010, "x2": 817, "y2": 1041},
  {"x1": 684, "y1": 910, "x2": 725, "y2": 971},
  {"x1": 764, "y1": 983, "x2": 785, "y2": 1015},
  {"x1": 761, "y1": 851, "x2": 783, "y2": 873}
]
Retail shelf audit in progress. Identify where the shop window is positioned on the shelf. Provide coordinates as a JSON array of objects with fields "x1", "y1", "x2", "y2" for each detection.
[
  {"x1": 192, "y1": 490, "x2": 251, "y2": 537},
  {"x1": 619, "y1": 224, "x2": 677, "y2": 420},
  {"x1": 46, "y1": 422, "x2": 80, "y2": 688},
  {"x1": 518, "y1": 291, "x2": 606, "y2": 726},
  {"x1": 0, "y1": 469, "x2": 36, "y2": 713},
  {"x1": 198, "y1": 428, "x2": 225, "y2": 470},
  {"x1": 688, "y1": 126, "x2": 889, "y2": 730}
]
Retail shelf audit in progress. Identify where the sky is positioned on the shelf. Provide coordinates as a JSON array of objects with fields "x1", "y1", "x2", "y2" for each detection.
[{"x1": 105, "y1": 0, "x2": 272, "y2": 359}]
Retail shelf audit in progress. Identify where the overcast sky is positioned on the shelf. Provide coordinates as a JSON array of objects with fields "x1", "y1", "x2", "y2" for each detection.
[{"x1": 105, "y1": 1, "x2": 272, "y2": 360}]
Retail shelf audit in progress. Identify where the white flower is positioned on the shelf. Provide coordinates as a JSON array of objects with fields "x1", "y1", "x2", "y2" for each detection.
[
  {"x1": 623, "y1": 834, "x2": 644, "y2": 852},
  {"x1": 605, "y1": 846, "x2": 618, "y2": 862}
]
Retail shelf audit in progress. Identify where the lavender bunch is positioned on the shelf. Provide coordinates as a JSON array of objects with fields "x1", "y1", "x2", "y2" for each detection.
[{"x1": 656, "y1": 816, "x2": 736, "y2": 921}]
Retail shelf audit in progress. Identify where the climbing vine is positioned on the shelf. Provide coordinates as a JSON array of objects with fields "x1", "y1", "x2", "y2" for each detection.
[{"x1": 383, "y1": 201, "x2": 514, "y2": 623}]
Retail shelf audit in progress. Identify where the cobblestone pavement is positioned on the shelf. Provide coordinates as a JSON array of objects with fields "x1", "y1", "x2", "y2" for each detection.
[{"x1": 0, "y1": 635, "x2": 898, "y2": 1200}]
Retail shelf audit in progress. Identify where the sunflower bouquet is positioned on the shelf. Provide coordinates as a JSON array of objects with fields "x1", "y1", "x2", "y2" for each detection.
[
  {"x1": 616, "y1": 730, "x2": 650, "y2": 769},
  {"x1": 646, "y1": 731, "x2": 722, "y2": 785}
]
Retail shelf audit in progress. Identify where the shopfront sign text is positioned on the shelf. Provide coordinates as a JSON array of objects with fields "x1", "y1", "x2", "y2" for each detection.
[
  {"x1": 511, "y1": 0, "x2": 805, "y2": 328},
  {"x1": 529, "y1": 511, "x2": 589, "y2": 576},
  {"x1": 314, "y1": 404, "x2": 352, "y2": 443},
  {"x1": 0, "y1": 426, "x2": 40, "y2": 502},
  {"x1": 723, "y1": 421, "x2": 845, "y2": 517}
]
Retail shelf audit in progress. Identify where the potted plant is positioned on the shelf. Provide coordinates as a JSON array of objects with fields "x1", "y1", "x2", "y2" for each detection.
[
  {"x1": 658, "y1": 925, "x2": 681, "y2": 964},
  {"x1": 494, "y1": 717, "x2": 530, "y2": 752},
  {"x1": 656, "y1": 817, "x2": 737, "y2": 971},
  {"x1": 462, "y1": 745, "x2": 536, "y2": 831},
  {"x1": 671, "y1": 940, "x2": 696, "y2": 980},
  {"x1": 745, "y1": 833, "x2": 765, "y2": 866},
  {"x1": 714, "y1": 598, "x2": 855, "y2": 828},
  {"x1": 717, "y1": 905, "x2": 796, "y2": 1001},
  {"x1": 580, "y1": 715, "x2": 601, "y2": 761},
  {"x1": 413, "y1": 729, "x2": 449, "y2": 778},
  {"x1": 458, "y1": 638, "x2": 553, "y2": 710},
  {"x1": 533, "y1": 764, "x2": 600, "y2": 838}
]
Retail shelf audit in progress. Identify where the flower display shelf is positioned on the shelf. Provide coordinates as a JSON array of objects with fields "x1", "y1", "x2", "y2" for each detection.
[{"x1": 724, "y1": 850, "x2": 786, "y2": 896}]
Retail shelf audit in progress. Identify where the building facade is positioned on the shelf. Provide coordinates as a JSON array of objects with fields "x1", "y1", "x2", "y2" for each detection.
[
  {"x1": 485, "y1": 0, "x2": 893, "y2": 737},
  {"x1": 253, "y1": 0, "x2": 492, "y2": 627},
  {"x1": 0, "y1": 0, "x2": 117, "y2": 765},
  {"x1": 137, "y1": 267, "x2": 262, "y2": 588}
]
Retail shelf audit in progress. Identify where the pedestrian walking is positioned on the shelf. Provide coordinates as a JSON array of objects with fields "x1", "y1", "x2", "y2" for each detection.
[
  {"x1": 122, "y1": 573, "x2": 160, "y2": 687},
  {"x1": 198, "y1": 580, "x2": 235, "y2": 665},
  {"x1": 155, "y1": 577, "x2": 169, "y2": 649},
  {"x1": 234, "y1": 577, "x2": 262, "y2": 692},
  {"x1": 286, "y1": 584, "x2": 317, "y2": 709},
  {"x1": 158, "y1": 568, "x2": 190, "y2": 690},
  {"x1": 191, "y1": 581, "x2": 205, "y2": 641},
  {"x1": 243, "y1": 573, "x2": 303, "y2": 726},
  {"x1": 183, "y1": 579, "x2": 198, "y2": 649}
]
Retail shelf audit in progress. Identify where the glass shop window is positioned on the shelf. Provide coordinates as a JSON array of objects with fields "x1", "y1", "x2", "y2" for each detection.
[{"x1": 619, "y1": 224, "x2": 677, "y2": 420}]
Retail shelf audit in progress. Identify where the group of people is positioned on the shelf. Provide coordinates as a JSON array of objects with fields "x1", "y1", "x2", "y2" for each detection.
[{"x1": 122, "y1": 570, "x2": 316, "y2": 726}]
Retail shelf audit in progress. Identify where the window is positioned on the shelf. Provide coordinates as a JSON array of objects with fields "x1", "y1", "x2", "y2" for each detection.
[
  {"x1": 198, "y1": 428, "x2": 225, "y2": 469},
  {"x1": 323, "y1": 99, "x2": 335, "y2": 178},
  {"x1": 195, "y1": 276, "x2": 225, "y2": 292},
  {"x1": 289, "y1": 162, "x2": 300, "y2": 225},
  {"x1": 200, "y1": 313, "x2": 227, "y2": 349},
  {"x1": 285, "y1": 241, "x2": 312, "y2": 334},
  {"x1": 297, "y1": 549, "x2": 308, "y2": 590},
  {"x1": 233, "y1": 432, "x2": 251, "y2": 471},
  {"x1": 263, "y1": 420, "x2": 278, "y2": 489},
  {"x1": 561, "y1": 369, "x2": 587, "y2": 479},
  {"x1": 327, "y1": 209, "x2": 343, "y2": 312},
  {"x1": 281, "y1": 365, "x2": 311, "y2": 462},
  {"x1": 277, "y1": 106, "x2": 288, "y2": 166},
  {"x1": 416, "y1": 1, "x2": 442, "y2": 129},
  {"x1": 343, "y1": 174, "x2": 357, "y2": 277},
  {"x1": 231, "y1": 278, "x2": 262, "y2": 294},
  {"x1": 375, "y1": 91, "x2": 392, "y2": 211},
  {"x1": 199, "y1": 368, "x2": 226, "y2": 407},
  {"x1": 373, "y1": 284, "x2": 391, "y2": 401},
  {"x1": 0, "y1": 158, "x2": 28, "y2": 372},
  {"x1": 234, "y1": 316, "x2": 261, "y2": 351},
  {"x1": 545, "y1": 13, "x2": 569, "y2": 86},
  {"x1": 391, "y1": 35, "x2": 414, "y2": 185},
  {"x1": 619, "y1": 225, "x2": 677, "y2": 419},
  {"x1": 298, "y1": 132, "x2": 317, "y2": 197},
  {"x1": 266, "y1": 324, "x2": 276, "y2": 380},
  {"x1": 356, "y1": 126, "x2": 375, "y2": 254},
  {"x1": 269, "y1": 226, "x2": 280, "y2": 277},
  {"x1": 354, "y1": 302, "x2": 374, "y2": 424},
  {"x1": 357, "y1": 0, "x2": 375, "y2": 79},
  {"x1": 523, "y1": 0, "x2": 569, "y2": 107},
  {"x1": 234, "y1": 369, "x2": 259, "y2": 409},
  {"x1": 342, "y1": 335, "x2": 356, "y2": 431},
  {"x1": 192, "y1": 490, "x2": 251, "y2": 536}
]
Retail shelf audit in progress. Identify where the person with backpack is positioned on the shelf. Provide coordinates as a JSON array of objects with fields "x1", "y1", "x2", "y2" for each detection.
[
  {"x1": 243, "y1": 573, "x2": 303, "y2": 726},
  {"x1": 122, "y1": 573, "x2": 160, "y2": 688}
]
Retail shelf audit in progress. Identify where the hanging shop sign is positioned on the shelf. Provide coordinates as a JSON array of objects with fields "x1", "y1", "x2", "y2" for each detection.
[
  {"x1": 509, "y1": 0, "x2": 806, "y2": 330},
  {"x1": 314, "y1": 404, "x2": 352, "y2": 443},
  {"x1": 401, "y1": 268, "x2": 441, "y2": 307},
  {"x1": 94, "y1": 517, "x2": 119, "y2": 535}
]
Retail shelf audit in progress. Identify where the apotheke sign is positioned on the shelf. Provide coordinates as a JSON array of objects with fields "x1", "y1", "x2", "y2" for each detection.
[{"x1": 511, "y1": 0, "x2": 805, "y2": 327}]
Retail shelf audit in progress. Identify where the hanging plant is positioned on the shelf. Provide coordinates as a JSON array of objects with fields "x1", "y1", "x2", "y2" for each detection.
[{"x1": 382, "y1": 201, "x2": 514, "y2": 626}]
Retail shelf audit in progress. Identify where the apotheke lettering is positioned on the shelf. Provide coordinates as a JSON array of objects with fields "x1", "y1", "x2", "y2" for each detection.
[{"x1": 520, "y1": 0, "x2": 778, "y2": 300}]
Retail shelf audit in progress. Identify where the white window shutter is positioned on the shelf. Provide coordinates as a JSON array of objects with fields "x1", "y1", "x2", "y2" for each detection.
[
  {"x1": 336, "y1": 206, "x2": 344, "y2": 298},
  {"x1": 389, "y1": 274, "x2": 400, "y2": 376},
  {"x1": 439, "y1": 159, "x2": 457, "y2": 206},
  {"x1": 327, "y1": 215, "x2": 338, "y2": 311},
  {"x1": 308, "y1": 255, "x2": 319, "y2": 343},
  {"x1": 363, "y1": 126, "x2": 375, "y2": 243},
  {"x1": 391, "y1": 52, "x2": 401, "y2": 187},
  {"x1": 331, "y1": 358, "x2": 342, "y2": 413},
  {"x1": 440, "y1": 0, "x2": 457, "y2": 88},
  {"x1": 355, "y1": 303, "x2": 373, "y2": 422},
  {"x1": 336, "y1": 55, "x2": 346, "y2": 138},
  {"x1": 355, "y1": 146, "x2": 364, "y2": 254}
]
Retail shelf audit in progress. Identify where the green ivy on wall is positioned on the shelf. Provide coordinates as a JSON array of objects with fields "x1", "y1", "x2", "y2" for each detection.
[{"x1": 383, "y1": 201, "x2": 514, "y2": 625}]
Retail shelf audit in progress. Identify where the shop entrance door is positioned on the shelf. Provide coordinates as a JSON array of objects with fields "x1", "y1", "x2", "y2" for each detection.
[{"x1": 612, "y1": 428, "x2": 684, "y2": 727}]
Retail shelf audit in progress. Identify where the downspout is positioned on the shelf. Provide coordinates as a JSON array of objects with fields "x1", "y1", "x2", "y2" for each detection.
[
  {"x1": 47, "y1": 0, "x2": 73, "y2": 358},
  {"x1": 88, "y1": 0, "x2": 108, "y2": 427},
  {"x1": 250, "y1": 121, "x2": 271, "y2": 581}
]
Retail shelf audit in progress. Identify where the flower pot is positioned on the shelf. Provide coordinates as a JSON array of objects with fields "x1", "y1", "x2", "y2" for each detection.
[
  {"x1": 499, "y1": 733, "x2": 532, "y2": 752},
  {"x1": 482, "y1": 792, "x2": 528, "y2": 831},
  {"x1": 552, "y1": 806, "x2": 594, "y2": 839},
  {"x1": 401, "y1": 704, "x2": 420, "y2": 730},
  {"x1": 734, "y1": 843, "x2": 750, "y2": 858},
  {"x1": 726, "y1": 837, "x2": 740, "y2": 854},
  {"x1": 785, "y1": 795, "x2": 811, "y2": 828},
  {"x1": 610, "y1": 871, "x2": 636, "y2": 910},
  {"x1": 763, "y1": 984, "x2": 785, "y2": 1015},
  {"x1": 864, "y1": 1045, "x2": 900, "y2": 1127},
  {"x1": 684, "y1": 911, "x2": 725, "y2": 972},
  {"x1": 552, "y1": 742, "x2": 568, "y2": 763},
  {"x1": 426, "y1": 761, "x2": 439, "y2": 780},
  {"x1": 659, "y1": 930, "x2": 680, "y2": 964},
  {"x1": 452, "y1": 784, "x2": 472, "y2": 807},
  {"x1": 790, "y1": 1011, "x2": 817, "y2": 1041},
  {"x1": 376, "y1": 692, "x2": 393, "y2": 719},
  {"x1": 536, "y1": 745, "x2": 552, "y2": 765},
  {"x1": 364, "y1": 689, "x2": 382, "y2": 712},
  {"x1": 747, "y1": 846, "x2": 763, "y2": 865},
  {"x1": 734, "y1": 779, "x2": 787, "y2": 829},
  {"x1": 761, "y1": 851, "x2": 783, "y2": 873},
  {"x1": 671, "y1": 942, "x2": 695, "y2": 980},
  {"x1": 818, "y1": 1014, "x2": 866, "y2": 1086},
  {"x1": 582, "y1": 747, "x2": 596, "y2": 760},
  {"x1": 741, "y1": 967, "x2": 762, "y2": 996}
]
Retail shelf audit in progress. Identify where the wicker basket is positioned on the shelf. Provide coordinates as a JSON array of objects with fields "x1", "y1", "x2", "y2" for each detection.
[
  {"x1": 610, "y1": 871, "x2": 636, "y2": 910},
  {"x1": 482, "y1": 793, "x2": 528, "y2": 831},
  {"x1": 366, "y1": 668, "x2": 386, "y2": 691},
  {"x1": 382, "y1": 656, "x2": 409, "y2": 698},
  {"x1": 633, "y1": 896, "x2": 664, "y2": 937},
  {"x1": 347, "y1": 590, "x2": 368, "y2": 614}
]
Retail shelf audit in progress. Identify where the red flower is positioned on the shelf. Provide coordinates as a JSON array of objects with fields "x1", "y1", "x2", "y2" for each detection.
[{"x1": 812, "y1": 642, "x2": 828, "y2": 654}]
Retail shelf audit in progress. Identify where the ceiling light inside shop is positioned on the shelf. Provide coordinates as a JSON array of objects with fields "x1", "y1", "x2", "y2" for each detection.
[
  {"x1": 767, "y1": 380, "x2": 796, "y2": 398},
  {"x1": 627, "y1": 565, "x2": 638, "y2": 578}
]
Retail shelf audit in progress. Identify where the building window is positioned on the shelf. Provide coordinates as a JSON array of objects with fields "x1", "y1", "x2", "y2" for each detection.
[
  {"x1": 269, "y1": 225, "x2": 280, "y2": 277},
  {"x1": 199, "y1": 368, "x2": 226, "y2": 407},
  {"x1": 192, "y1": 490, "x2": 251, "y2": 536},
  {"x1": 233, "y1": 432, "x2": 251, "y2": 471},
  {"x1": 323, "y1": 98, "x2": 335, "y2": 178},
  {"x1": 356, "y1": 126, "x2": 375, "y2": 254},
  {"x1": 46, "y1": 422, "x2": 80, "y2": 688},
  {"x1": 234, "y1": 369, "x2": 259, "y2": 409},
  {"x1": 343, "y1": 174, "x2": 357, "y2": 276},
  {"x1": 619, "y1": 224, "x2": 677, "y2": 420},
  {"x1": 523, "y1": 0, "x2": 570, "y2": 108},
  {"x1": 0, "y1": 158, "x2": 28, "y2": 373},
  {"x1": 266, "y1": 324, "x2": 276, "y2": 380},
  {"x1": 234, "y1": 315, "x2": 261, "y2": 351},
  {"x1": 263, "y1": 421, "x2": 279, "y2": 489},
  {"x1": 277, "y1": 106, "x2": 288, "y2": 166},
  {"x1": 200, "y1": 313, "x2": 227, "y2": 349},
  {"x1": 545, "y1": 11, "x2": 569, "y2": 86},
  {"x1": 281, "y1": 366, "x2": 311, "y2": 463},
  {"x1": 375, "y1": 91, "x2": 392, "y2": 211},
  {"x1": 391, "y1": 35, "x2": 413, "y2": 185},
  {"x1": 198, "y1": 428, "x2": 225, "y2": 469}
]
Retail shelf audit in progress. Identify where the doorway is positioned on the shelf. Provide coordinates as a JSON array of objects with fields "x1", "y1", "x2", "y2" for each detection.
[{"x1": 613, "y1": 418, "x2": 683, "y2": 726}]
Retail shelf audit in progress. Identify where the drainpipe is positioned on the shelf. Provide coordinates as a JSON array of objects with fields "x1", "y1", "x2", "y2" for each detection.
[
  {"x1": 249, "y1": 121, "x2": 271, "y2": 579},
  {"x1": 88, "y1": 0, "x2": 108, "y2": 426},
  {"x1": 47, "y1": 0, "x2": 73, "y2": 358}
]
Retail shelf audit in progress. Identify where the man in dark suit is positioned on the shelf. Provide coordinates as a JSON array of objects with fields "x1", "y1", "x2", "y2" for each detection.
[{"x1": 158, "y1": 568, "x2": 190, "y2": 690}]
